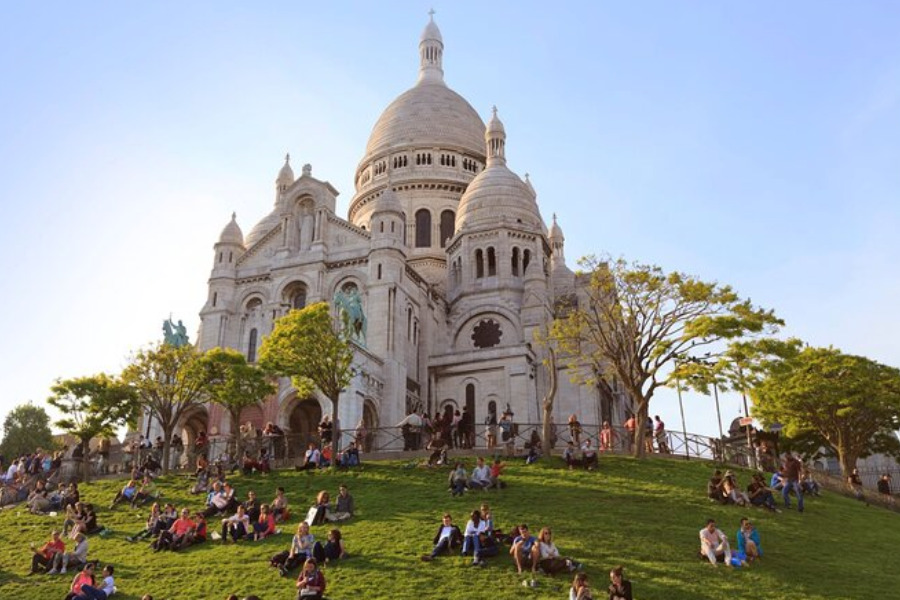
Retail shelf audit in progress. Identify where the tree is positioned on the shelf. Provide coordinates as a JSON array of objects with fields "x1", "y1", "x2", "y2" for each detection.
[
  {"x1": 198, "y1": 347, "x2": 275, "y2": 457},
  {"x1": 539, "y1": 347, "x2": 560, "y2": 458},
  {"x1": 259, "y1": 302, "x2": 354, "y2": 461},
  {"x1": 549, "y1": 256, "x2": 782, "y2": 457},
  {"x1": 0, "y1": 402, "x2": 55, "y2": 459},
  {"x1": 752, "y1": 346, "x2": 900, "y2": 478},
  {"x1": 122, "y1": 342, "x2": 207, "y2": 474},
  {"x1": 47, "y1": 374, "x2": 139, "y2": 482}
]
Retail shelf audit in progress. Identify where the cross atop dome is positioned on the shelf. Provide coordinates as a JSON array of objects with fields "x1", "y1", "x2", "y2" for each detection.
[{"x1": 428, "y1": 8, "x2": 435, "y2": 20}]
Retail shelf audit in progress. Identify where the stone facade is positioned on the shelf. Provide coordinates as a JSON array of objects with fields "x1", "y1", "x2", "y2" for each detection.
[{"x1": 183, "y1": 16, "x2": 628, "y2": 448}]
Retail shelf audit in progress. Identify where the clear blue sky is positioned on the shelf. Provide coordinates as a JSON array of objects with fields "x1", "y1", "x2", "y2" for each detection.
[{"x1": 1, "y1": 1, "x2": 898, "y2": 440}]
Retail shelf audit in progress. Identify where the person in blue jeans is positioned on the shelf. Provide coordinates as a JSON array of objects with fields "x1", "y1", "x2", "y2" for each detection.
[
  {"x1": 462, "y1": 509, "x2": 497, "y2": 566},
  {"x1": 421, "y1": 513, "x2": 462, "y2": 561},
  {"x1": 781, "y1": 453, "x2": 804, "y2": 513},
  {"x1": 74, "y1": 564, "x2": 114, "y2": 600}
]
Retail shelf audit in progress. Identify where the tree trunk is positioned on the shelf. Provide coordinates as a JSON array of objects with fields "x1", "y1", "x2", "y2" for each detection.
[
  {"x1": 230, "y1": 409, "x2": 242, "y2": 460},
  {"x1": 541, "y1": 348, "x2": 558, "y2": 458},
  {"x1": 633, "y1": 400, "x2": 649, "y2": 459},
  {"x1": 161, "y1": 425, "x2": 174, "y2": 475},
  {"x1": 81, "y1": 438, "x2": 91, "y2": 484},
  {"x1": 331, "y1": 395, "x2": 341, "y2": 468},
  {"x1": 838, "y1": 447, "x2": 858, "y2": 484}
]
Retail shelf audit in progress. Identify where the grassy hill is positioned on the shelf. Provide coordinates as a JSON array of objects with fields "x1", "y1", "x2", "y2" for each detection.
[{"x1": 0, "y1": 456, "x2": 896, "y2": 600}]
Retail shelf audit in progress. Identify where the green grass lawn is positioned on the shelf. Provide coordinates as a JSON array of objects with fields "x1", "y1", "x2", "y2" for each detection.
[{"x1": 0, "y1": 456, "x2": 897, "y2": 600}]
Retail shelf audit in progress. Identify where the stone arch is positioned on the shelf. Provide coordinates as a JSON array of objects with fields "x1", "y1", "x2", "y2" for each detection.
[
  {"x1": 280, "y1": 279, "x2": 311, "y2": 310},
  {"x1": 239, "y1": 288, "x2": 269, "y2": 309},
  {"x1": 278, "y1": 390, "x2": 326, "y2": 458},
  {"x1": 176, "y1": 405, "x2": 209, "y2": 457}
]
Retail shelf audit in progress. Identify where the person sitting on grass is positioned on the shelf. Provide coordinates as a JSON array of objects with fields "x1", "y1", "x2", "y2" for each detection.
[
  {"x1": 707, "y1": 470, "x2": 727, "y2": 504},
  {"x1": 295, "y1": 557, "x2": 326, "y2": 600},
  {"x1": 747, "y1": 474, "x2": 777, "y2": 512},
  {"x1": 723, "y1": 472, "x2": 749, "y2": 507},
  {"x1": 326, "y1": 484, "x2": 354, "y2": 522},
  {"x1": 448, "y1": 462, "x2": 468, "y2": 497},
  {"x1": 699, "y1": 519, "x2": 737, "y2": 567},
  {"x1": 581, "y1": 439, "x2": 598, "y2": 471},
  {"x1": 73, "y1": 563, "x2": 115, "y2": 600},
  {"x1": 427, "y1": 434, "x2": 449, "y2": 467},
  {"x1": 63, "y1": 562, "x2": 94, "y2": 600},
  {"x1": 221, "y1": 504, "x2": 251, "y2": 543},
  {"x1": 421, "y1": 513, "x2": 463, "y2": 561},
  {"x1": 184, "y1": 512, "x2": 208, "y2": 548},
  {"x1": 490, "y1": 458, "x2": 507, "y2": 489},
  {"x1": 272, "y1": 521, "x2": 315, "y2": 576},
  {"x1": 152, "y1": 508, "x2": 195, "y2": 552},
  {"x1": 736, "y1": 517, "x2": 762, "y2": 563},
  {"x1": 770, "y1": 469, "x2": 785, "y2": 492},
  {"x1": 109, "y1": 479, "x2": 138, "y2": 509},
  {"x1": 297, "y1": 443, "x2": 321, "y2": 471},
  {"x1": 800, "y1": 467, "x2": 821, "y2": 497},
  {"x1": 70, "y1": 504, "x2": 103, "y2": 538},
  {"x1": 242, "y1": 489, "x2": 261, "y2": 523},
  {"x1": 608, "y1": 565, "x2": 633, "y2": 600},
  {"x1": 536, "y1": 527, "x2": 579, "y2": 575},
  {"x1": 271, "y1": 487, "x2": 290, "y2": 523},
  {"x1": 127, "y1": 503, "x2": 162, "y2": 543},
  {"x1": 461, "y1": 509, "x2": 489, "y2": 567},
  {"x1": 313, "y1": 528, "x2": 348, "y2": 564},
  {"x1": 339, "y1": 440, "x2": 361, "y2": 467},
  {"x1": 569, "y1": 572, "x2": 592, "y2": 600},
  {"x1": 253, "y1": 504, "x2": 277, "y2": 541},
  {"x1": 29, "y1": 529, "x2": 65, "y2": 574},
  {"x1": 49, "y1": 532, "x2": 88, "y2": 575},
  {"x1": 469, "y1": 457, "x2": 493, "y2": 490},
  {"x1": 510, "y1": 524, "x2": 541, "y2": 574},
  {"x1": 131, "y1": 474, "x2": 158, "y2": 508},
  {"x1": 562, "y1": 442, "x2": 578, "y2": 470},
  {"x1": 202, "y1": 481, "x2": 238, "y2": 518}
]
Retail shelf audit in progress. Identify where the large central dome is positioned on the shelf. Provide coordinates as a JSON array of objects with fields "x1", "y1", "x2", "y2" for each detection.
[{"x1": 362, "y1": 82, "x2": 485, "y2": 161}]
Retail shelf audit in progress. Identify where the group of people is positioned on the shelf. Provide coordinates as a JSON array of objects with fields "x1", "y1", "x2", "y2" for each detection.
[
  {"x1": 422, "y1": 503, "x2": 605, "y2": 591},
  {"x1": 296, "y1": 440, "x2": 362, "y2": 470},
  {"x1": 699, "y1": 517, "x2": 763, "y2": 568},
  {"x1": 447, "y1": 457, "x2": 506, "y2": 495},
  {"x1": 623, "y1": 414, "x2": 669, "y2": 454},
  {"x1": 708, "y1": 452, "x2": 815, "y2": 514}
]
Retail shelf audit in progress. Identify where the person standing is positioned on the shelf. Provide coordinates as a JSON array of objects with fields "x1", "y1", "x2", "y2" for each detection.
[
  {"x1": 877, "y1": 474, "x2": 894, "y2": 506},
  {"x1": 653, "y1": 416, "x2": 669, "y2": 454},
  {"x1": 567, "y1": 414, "x2": 582, "y2": 446},
  {"x1": 781, "y1": 453, "x2": 805, "y2": 513},
  {"x1": 623, "y1": 415, "x2": 636, "y2": 453}
]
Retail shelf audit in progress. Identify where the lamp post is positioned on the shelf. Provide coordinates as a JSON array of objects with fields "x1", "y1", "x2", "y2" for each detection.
[{"x1": 676, "y1": 376, "x2": 689, "y2": 460}]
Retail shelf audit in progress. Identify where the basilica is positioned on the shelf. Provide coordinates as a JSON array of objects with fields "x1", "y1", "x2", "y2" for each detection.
[{"x1": 190, "y1": 16, "x2": 627, "y2": 448}]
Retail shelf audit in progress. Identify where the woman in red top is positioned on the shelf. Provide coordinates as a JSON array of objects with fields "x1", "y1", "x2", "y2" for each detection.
[
  {"x1": 253, "y1": 504, "x2": 277, "y2": 541},
  {"x1": 295, "y1": 558, "x2": 326, "y2": 600},
  {"x1": 63, "y1": 562, "x2": 94, "y2": 600}
]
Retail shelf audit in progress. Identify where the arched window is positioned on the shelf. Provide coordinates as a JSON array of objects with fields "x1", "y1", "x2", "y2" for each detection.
[
  {"x1": 475, "y1": 249, "x2": 484, "y2": 278},
  {"x1": 487, "y1": 247, "x2": 497, "y2": 276},
  {"x1": 407, "y1": 307, "x2": 413, "y2": 340},
  {"x1": 511, "y1": 247, "x2": 520, "y2": 276},
  {"x1": 247, "y1": 328, "x2": 258, "y2": 363},
  {"x1": 284, "y1": 283, "x2": 307, "y2": 310},
  {"x1": 212, "y1": 292, "x2": 218, "y2": 307},
  {"x1": 465, "y1": 384, "x2": 475, "y2": 417},
  {"x1": 523, "y1": 249, "x2": 531, "y2": 273},
  {"x1": 415, "y1": 209, "x2": 432, "y2": 248},
  {"x1": 440, "y1": 210, "x2": 454, "y2": 247}
]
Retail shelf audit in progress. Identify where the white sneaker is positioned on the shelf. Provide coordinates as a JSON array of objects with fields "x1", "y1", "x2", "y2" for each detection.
[
  {"x1": 47, "y1": 569, "x2": 58, "y2": 575},
  {"x1": 60, "y1": 567, "x2": 66, "y2": 574}
]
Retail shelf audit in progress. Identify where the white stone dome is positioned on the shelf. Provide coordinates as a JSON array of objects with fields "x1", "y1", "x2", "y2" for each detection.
[
  {"x1": 245, "y1": 211, "x2": 280, "y2": 247},
  {"x1": 455, "y1": 164, "x2": 541, "y2": 232},
  {"x1": 362, "y1": 81, "x2": 486, "y2": 163},
  {"x1": 218, "y1": 213, "x2": 244, "y2": 246}
]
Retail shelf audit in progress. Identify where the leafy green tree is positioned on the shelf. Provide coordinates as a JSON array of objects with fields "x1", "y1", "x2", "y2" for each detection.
[
  {"x1": 752, "y1": 346, "x2": 900, "y2": 478},
  {"x1": 549, "y1": 256, "x2": 782, "y2": 457},
  {"x1": 122, "y1": 342, "x2": 207, "y2": 474},
  {"x1": 0, "y1": 402, "x2": 55, "y2": 459},
  {"x1": 260, "y1": 302, "x2": 354, "y2": 460},
  {"x1": 198, "y1": 347, "x2": 276, "y2": 456},
  {"x1": 47, "y1": 374, "x2": 139, "y2": 482}
]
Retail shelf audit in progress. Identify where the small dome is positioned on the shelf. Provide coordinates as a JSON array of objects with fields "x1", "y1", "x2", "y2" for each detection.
[
  {"x1": 549, "y1": 213, "x2": 564, "y2": 241},
  {"x1": 486, "y1": 106, "x2": 506, "y2": 137},
  {"x1": 421, "y1": 15, "x2": 442, "y2": 43},
  {"x1": 218, "y1": 213, "x2": 244, "y2": 246},
  {"x1": 277, "y1": 153, "x2": 294, "y2": 186},
  {"x1": 371, "y1": 185, "x2": 404, "y2": 217},
  {"x1": 455, "y1": 165, "x2": 542, "y2": 232},
  {"x1": 245, "y1": 210, "x2": 281, "y2": 247}
]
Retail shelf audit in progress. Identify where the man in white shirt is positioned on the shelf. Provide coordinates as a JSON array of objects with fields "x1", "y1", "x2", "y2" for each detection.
[
  {"x1": 469, "y1": 458, "x2": 492, "y2": 489},
  {"x1": 699, "y1": 519, "x2": 733, "y2": 566}
]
